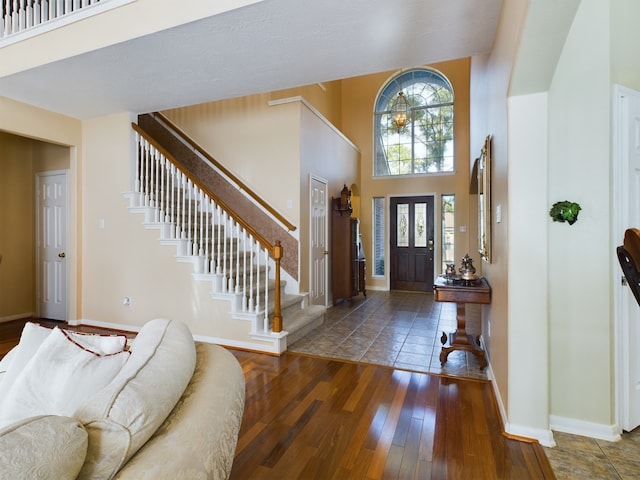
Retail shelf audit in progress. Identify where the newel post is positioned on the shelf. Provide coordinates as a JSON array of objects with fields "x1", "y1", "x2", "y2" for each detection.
[{"x1": 272, "y1": 240, "x2": 283, "y2": 333}]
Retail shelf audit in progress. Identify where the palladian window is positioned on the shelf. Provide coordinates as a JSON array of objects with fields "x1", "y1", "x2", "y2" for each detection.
[{"x1": 374, "y1": 69, "x2": 454, "y2": 176}]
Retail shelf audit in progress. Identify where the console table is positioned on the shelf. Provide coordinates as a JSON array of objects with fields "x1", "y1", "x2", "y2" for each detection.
[{"x1": 433, "y1": 276, "x2": 491, "y2": 369}]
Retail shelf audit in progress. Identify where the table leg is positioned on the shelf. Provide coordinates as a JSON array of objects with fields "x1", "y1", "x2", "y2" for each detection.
[{"x1": 439, "y1": 302, "x2": 487, "y2": 370}]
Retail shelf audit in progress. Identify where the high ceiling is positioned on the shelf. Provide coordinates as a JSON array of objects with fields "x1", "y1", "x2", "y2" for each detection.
[{"x1": 0, "y1": 0, "x2": 503, "y2": 119}]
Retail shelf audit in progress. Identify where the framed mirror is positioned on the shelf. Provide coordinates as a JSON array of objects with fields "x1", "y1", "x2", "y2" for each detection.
[{"x1": 478, "y1": 135, "x2": 492, "y2": 263}]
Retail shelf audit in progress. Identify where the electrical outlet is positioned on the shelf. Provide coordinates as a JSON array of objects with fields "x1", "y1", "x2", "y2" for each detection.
[{"x1": 123, "y1": 297, "x2": 132, "y2": 307}]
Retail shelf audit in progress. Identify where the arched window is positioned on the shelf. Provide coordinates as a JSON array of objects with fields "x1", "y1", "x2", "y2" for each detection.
[{"x1": 374, "y1": 68, "x2": 454, "y2": 176}]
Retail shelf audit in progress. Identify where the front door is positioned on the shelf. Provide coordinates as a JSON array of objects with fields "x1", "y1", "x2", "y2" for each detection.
[
  {"x1": 390, "y1": 196, "x2": 434, "y2": 292},
  {"x1": 37, "y1": 171, "x2": 69, "y2": 321},
  {"x1": 309, "y1": 175, "x2": 328, "y2": 306}
]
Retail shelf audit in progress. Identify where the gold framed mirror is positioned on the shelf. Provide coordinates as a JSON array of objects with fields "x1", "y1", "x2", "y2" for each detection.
[{"x1": 478, "y1": 135, "x2": 492, "y2": 263}]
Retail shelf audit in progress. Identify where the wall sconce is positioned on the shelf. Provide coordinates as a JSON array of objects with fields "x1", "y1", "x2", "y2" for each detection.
[{"x1": 391, "y1": 91, "x2": 409, "y2": 131}]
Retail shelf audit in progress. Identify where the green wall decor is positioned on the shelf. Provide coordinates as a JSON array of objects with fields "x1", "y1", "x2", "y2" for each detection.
[{"x1": 549, "y1": 201, "x2": 582, "y2": 225}]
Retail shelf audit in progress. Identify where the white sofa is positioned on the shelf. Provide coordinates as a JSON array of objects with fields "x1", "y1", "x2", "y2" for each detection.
[{"x1": 0, "y1": 319, "x2": 246, "y2": 480}]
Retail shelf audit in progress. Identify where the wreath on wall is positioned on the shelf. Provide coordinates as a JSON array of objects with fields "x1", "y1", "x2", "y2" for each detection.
[{"x1": 549, "y1": 201, "x2": 582, "y2": 225}]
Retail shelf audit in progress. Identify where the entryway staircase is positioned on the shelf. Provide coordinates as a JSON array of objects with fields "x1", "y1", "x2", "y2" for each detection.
[{"x1": 125, "y1": 115, "x2": 324, "y2": 354}]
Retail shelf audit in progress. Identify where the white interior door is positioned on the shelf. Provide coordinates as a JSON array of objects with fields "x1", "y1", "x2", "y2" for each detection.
[
  {"x1": 310, "y1": 175, "x2": 328, "y2": 306},
  {"x1": 37, "y1": 171, "x2": 69, "y2": 321},
  {"x1": 615, "y1": 86, "x2": 640, "y2": 431}
]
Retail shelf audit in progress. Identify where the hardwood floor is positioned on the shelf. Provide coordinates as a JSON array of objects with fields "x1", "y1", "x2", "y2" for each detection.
[
  {"x1": 228, "y1": 349, "x2": 554, "y2": 479},
  {"x1": 0, "y1": 318, "x2": 554, "y2": 479}
]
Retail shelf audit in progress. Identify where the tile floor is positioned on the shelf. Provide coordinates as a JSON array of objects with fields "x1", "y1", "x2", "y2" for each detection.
[
  {"x1": 289, "y1": 289, "x2": 488, "y2": 381},
  {"x1": 545, "y1": 430, "x2": 640, "y2": 479},
  {"x1": 291, "y1": 289, "x2": 640, "y2": 479}
]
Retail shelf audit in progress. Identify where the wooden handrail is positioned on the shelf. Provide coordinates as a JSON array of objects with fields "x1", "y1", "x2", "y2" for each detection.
[
  {"x1": 152, "y1": 111, "x2": 297, "y2": 232},
  {"x1": 132, "y1": 122, "x2": 279, "y2": 259}
]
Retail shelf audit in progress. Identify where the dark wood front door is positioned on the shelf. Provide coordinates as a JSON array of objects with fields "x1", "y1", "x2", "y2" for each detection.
[{"x1": 390, "y1": 196, "x2": 434, "y2": 292}]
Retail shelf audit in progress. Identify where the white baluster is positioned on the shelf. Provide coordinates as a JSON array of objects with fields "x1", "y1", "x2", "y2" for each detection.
[
  {"x1": 41, "y1": 0, "x2": 47, "y2": 22},
  {"x1": 248, "y1": 237, "x2": 255, "y2": 312},
  {"x1": 204, "y1": 196, "x2": 210, "y2": 273},
  {"x1": 162, "y1": 158, "x2": 170, "y2": 223},
  {"x1": 150, "y1": 148, "x2": 158, "y2": 217},
  {"x1": 56, "y1": 0, "x2": 62, "y2": 18},
  {"x1": 143, "y1": 141, "x2": 151, "y2": 207},
  {"x1": 199, "y1": 189, "x2": 205, "y2": 257},
  {"x1": 4, "y1": 0, "x2": 10, "y2": 37},
  {"x1": 222, "y1": 211, "x2": 228, "y2": 292},
  {"x1": 172, "y1": 167, "x2": 179, "y2": 239},
  {"x1": 255, "y1": 240, "x2": 261, "y2": 317},
  {"x1": 215, "y1": 205, "x2": 222, "y2": 275},
  {"x1": 158, "y1": 156, "x2": 166, "y2": 223},
  {"x1": 235, "y1": 223, "x2": 241, "y2": 294},
  {"x1": 180, "y1": 173, "x2": 187, "y2": 240},
  {"x1": 263, "y1": 247, "x2": 269, "y2": 332},
  {"x1": 33, "y1": 0, "x2": 40, "y2": 26},
  {"x1": 241, "y1": 228, "x2": 248, "y2": 311},
  {"x1": 187, "y1": 178, "x2": 193, "y2": 253},
  {"x1": 191, "y1": 185, "x2": 199, "y2": 257},
  {"x1": 25, "y1": 0, "x2": 32, "y2": 28},
  {"x1": 18, "y1": 0, "x2": 24, "y2": 31},
  {"x1": 11, "y1": 1, "x2": 18, "y2": 33},
  {"x1": 227, "y1": 216, "x2": 235, "y2": 292}
]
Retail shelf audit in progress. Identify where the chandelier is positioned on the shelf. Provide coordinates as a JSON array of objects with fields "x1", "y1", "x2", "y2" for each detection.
[{"x1": 391, "y1": 91, "x2": 409, "y2": 131}]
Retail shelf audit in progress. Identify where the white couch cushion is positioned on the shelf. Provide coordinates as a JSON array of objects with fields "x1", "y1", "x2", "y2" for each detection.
[
  {"x1": 76, "y1": 318, "x2": 196, "y2": 480},
  {"x1": 0, "y1": 415, "x2": 88, "y2": 480},
  {"x1": 0, "y1": 328, "x2": 130, "y2": 429},
  {"x1": 0, "y1": 322, "x2": 127, "y2": 398}
]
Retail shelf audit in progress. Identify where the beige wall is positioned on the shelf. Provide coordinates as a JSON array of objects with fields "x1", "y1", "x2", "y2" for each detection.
[
  {"x1": 341, "y1": 58, "x2": 472, "y2": 291},
  {"x1": 0, "y1": 132, "x2": 71, "y2": 319},
  {"x1": 547, "y1": 0, "x2": 612, "y2": 428},
  {"x1": 163, "y1": 95, "x2": 302, "y2": 228}
]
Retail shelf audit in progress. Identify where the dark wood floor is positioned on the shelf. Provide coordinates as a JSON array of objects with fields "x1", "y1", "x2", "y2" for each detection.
[
  {"x1": 228, "y1": 349, "x2": 554, "y2": 479},
  {"x1": 0, "y1": 319, "x2": 554, "y2": 479}
]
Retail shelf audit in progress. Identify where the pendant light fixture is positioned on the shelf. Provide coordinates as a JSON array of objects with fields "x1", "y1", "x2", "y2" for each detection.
[{"x1": 391, "y1": 91, "x2": 409, "y2": 131}]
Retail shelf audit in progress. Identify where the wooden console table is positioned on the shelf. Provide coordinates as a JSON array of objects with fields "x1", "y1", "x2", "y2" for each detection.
[{"x1": 433, "y1": 276, "x2": 491, "y2": 369}]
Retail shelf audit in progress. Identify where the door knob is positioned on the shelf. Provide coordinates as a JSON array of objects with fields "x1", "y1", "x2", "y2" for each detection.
[
  {"x1": 58, "y1": 252, "x2": 66, "y2": 258},
  {"x1": 324, "y1": 251, "x2": 329, "y2": 255}
]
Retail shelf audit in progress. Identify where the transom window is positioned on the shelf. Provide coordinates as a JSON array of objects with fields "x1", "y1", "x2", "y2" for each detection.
[{"x1": 374, "y1": 69, "x2": 454, "y2": 176}]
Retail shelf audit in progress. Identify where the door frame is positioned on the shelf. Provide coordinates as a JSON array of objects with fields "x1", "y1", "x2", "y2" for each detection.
[
  {"x1": 309, "y1": 174, "x2": 329, "y2": 307},
  {"x1": 613, "y1": 84, "x2": 640, "y2": 433},
  {"x1": 387, "y1": 192, "x2": 437, "y2": 292},
  {"x1": 35, "y1": 169, "x2": 70, "y2": 320}
]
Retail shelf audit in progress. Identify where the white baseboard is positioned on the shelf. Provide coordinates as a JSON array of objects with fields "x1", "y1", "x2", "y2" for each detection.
[
  {"x1": 505, "y1": 422, "x2": 556, "y2": 447},
  {"x1": 549, "y1": 415, "x2": 621, "y2": 442},
  {"x1": 72, "y1": 318, "x2": 283, "y2": 354},
  {"x1": 68, "y1": 318, "x2": 142, "y2": 333},
  {"x1": 485, "y1": 346, "x2": 556, "y2": 447},
  {"x1": 0, "y1": 313, "x2": 34, "y2": 323}
]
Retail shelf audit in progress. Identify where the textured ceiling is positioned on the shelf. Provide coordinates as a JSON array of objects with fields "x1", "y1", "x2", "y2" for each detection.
[{"x1": 0, "y1": 0, "x2": 503, "y2": 119}]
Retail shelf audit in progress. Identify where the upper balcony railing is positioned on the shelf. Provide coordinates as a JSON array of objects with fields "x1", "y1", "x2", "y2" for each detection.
[{"x1": 1, "y1": 0, "x2": 133, "y2": 45}]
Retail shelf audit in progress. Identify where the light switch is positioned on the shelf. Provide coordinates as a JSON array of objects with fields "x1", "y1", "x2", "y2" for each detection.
[
  {"x1": 496, "y1": 205, "x2": 502, "y2": 223},
  {"x1": 459, "y1": 225, "x2": 466, "y2": 233},
  {"x1": 99, "y1": 219, "x2": 105, "y2": 229}
]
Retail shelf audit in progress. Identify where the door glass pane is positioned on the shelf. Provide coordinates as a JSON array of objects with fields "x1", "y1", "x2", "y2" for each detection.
[
  {"x1": 441, "y1": 195, "x2": 455, "y2": 273},
  {"x1": 415, "y1": 203, "x2": 426, "y2": 247},
  {"x1": 373, "y1": 197, "x2": 385, "y2": 275},
  {"x1": 397, "y1": 204, "x2": 409, "y2": 247}
]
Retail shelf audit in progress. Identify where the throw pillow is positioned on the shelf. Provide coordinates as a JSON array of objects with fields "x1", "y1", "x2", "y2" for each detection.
[
  {"x1": 0, "y1": 323, "x2": 127, "y2": 398},
  {"x1": 0, "y1": 415, "x2": 88, "y2": 480},
  {"x1": 0, "y1": 328, "x2": 130, "y2": 429}
]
